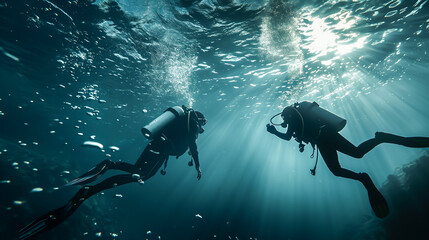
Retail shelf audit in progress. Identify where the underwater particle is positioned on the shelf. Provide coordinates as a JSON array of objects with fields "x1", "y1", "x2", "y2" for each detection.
[
  {"x1": 50, "y1": 130, "x2": 55, "y2": 134},
  {"x1": 12, "y1": 162, "x2": 19, "y2": 166},
  {"x1": 53, "y1": 187, "x2": 59, "y2": 190},
  {"x1": 33, "y1": 142, "x2": 39, "y2": 145},
  {"x1": 30, "y1": 187, "x2": 43, "y2": 193},
  {"x1": 138, "y1": 179, "x2": 144, "y2": 185},
  {"x1": 61, "y1": 170, "x2": 70, "y2": 175},
  {"x1": 14, "y1": 200, "x2": 24, "y2": 205},
  {"x1": 142, "y1": 109, "x2": 148, "y2": 113},
  {"x1": 24, "y1": 122, "x2": 28, "y2": 126},
  {"x1": 158, "y1": 236, "x2": 161, "y2": 240},
  {"x1": 24, "y1": 161, "x2": 30, "y2": 165},
  {"x1": 105, "y1": 153, "x2": 111, "y2": 157},
  {"x1": 77, "y1": 132, "x2": 84, "y2": 136},
  {"x1": 90, "y1": 135, "x2": 96, "y2": 139},
  {"x1": 82, "y1": 141, "x2": 104, "y2": 150},
  {"x1": 109, "y1": 146, "x2": 120, "y2": 151},
  {"x1": 95, "y1": 232, "x2": 102, "y2": 237},
  {"x1": 20, "y1": 142, "x2": 27, "y2": 147},
  {"x1": 131, "y1": 174, "x2": 141, "y2": 179},
  {"x1": 86, "y1": 112, "x2": 94, "y2": 116},
  {"x1": 33, "y1": 168, "x2": 38, "y2": 171},
  {"x1": 146, "y1": 230, "x2": 152, "y2": 235},
  {"x1": 99, "y1": 99, "x2": 106, "y2": 103},
  {"x1": 0, "y1": 180, "x2": 11, "y2": 184},
  {"x1": 83, "y1": 232, "x2": 88, "y2": 236},
  {"x1": 110, "y1": 233, "x2": 118, "y2": 237},
  {"x1": 114, "y1": 193, "x2": 123, "y2": 198},
  {"x1": 195, "y1": 214, "x2": 203, "y2": 219}
]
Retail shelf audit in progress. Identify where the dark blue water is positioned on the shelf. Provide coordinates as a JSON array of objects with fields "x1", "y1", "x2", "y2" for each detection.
[{"x1": 1, "y1": 0, "x2": 429, "y2": 239}]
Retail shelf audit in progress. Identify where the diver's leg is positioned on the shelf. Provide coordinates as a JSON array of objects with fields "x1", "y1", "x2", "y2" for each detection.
[
  {"x1": 375, "y1": 132, "x2": 429, "y2": 148},
  {"x1": 334, "y1": 132, "x2": 429, "y2": 159},
  {"x1": 134, "y1": 139, "x2": 170, "y2": 179},
  {"x1": 66, "y1": 138, "x2": 170, "y2": 187},
  {"x1": 331, "y1": 133, "x2": 382, "y2": 159},
  {"x1": 318, "y1": 145, "x2": 363, "y2": 181}
]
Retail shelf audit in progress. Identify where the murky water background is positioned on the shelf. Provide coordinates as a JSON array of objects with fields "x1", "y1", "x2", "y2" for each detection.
[{"x1": 1, "y1": 0, "x2": 429, "y2": 239}]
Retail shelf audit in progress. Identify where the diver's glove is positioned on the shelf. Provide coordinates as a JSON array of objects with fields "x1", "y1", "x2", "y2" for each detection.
[{"x1": 266, "y1": 124, "x2": 277, "y2": 134}]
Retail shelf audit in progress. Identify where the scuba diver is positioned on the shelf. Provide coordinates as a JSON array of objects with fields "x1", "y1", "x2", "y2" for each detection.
[
  {"x1": 18, "y1": 105, "x2": 207, "y2": 240},
  {"x1": 266, "y1": 101, "x2": 429, "y2": 218}
]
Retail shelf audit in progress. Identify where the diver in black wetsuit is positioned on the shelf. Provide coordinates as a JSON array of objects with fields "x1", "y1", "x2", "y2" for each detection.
[
  {"x1": 266, "y1": 101, "x2": 429, "y2": 218},
  {"x1": 18, "y1": 105, "x2": 207, "y2": 240}
]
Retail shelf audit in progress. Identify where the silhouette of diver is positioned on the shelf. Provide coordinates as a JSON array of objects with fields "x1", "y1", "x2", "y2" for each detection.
[
  {"x1": 18, "y1": 106, "x2": 207, "y2": 240},
  {"x1": 267, "y1": 101, "x2": 429, "y2": 218}
]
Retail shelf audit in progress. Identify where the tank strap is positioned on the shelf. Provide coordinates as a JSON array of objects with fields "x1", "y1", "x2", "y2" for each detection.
[{"x1": 291, "y1": 105, "x2": 305, "y2": 144}]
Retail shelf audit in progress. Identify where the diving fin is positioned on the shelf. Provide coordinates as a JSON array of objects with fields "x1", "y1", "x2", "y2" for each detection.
[
  {"x1": 360, "y1": 173, "x2": 389, "y2": 218},
  {"x1": 18, "y1": 205, "x2": 68, "y2": 240},
  {"x1": 18, "y1": 187, "x2": 91, "y2": 239},
  {"x1": 63, "y1": 160, "x2": 110, "y2": 187},
  {"x1": 375, "y1": 132, "x2": 429, "y2": 148}
]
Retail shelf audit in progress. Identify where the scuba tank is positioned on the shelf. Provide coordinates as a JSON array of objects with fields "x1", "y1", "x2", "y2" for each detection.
[
  {"x1": 296, "y1": 101, "x2": 346, "y2": 133},
  {"x1": 141, "y1": 106, "x2": 185, "y2": 140}
]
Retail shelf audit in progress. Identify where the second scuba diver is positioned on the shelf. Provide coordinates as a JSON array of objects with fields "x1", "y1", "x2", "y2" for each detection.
[
  {"x1": 18, "y1": 105, "x2": 207, "y2": 240},
  {"x1": 266, "y1": 101, "x2": 429, "y2": 218}
]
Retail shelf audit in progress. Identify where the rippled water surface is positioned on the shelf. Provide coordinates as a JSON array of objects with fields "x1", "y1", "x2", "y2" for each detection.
[{"x1": 1, "y1": 0, "x2": 429, "y2": 239}]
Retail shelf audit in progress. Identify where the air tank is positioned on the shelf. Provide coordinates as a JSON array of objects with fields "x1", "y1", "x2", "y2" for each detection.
[
  {"x1": 297, "y1": 101, "x2": 346, "y2": 132},
  {"x1": 141, "y1": 106, "x2": 185, "y2": 140}
]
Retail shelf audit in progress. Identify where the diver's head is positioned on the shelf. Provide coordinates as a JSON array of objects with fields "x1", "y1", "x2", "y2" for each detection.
[
  {"x1": 194, "y1": 111, "x2": 207, "y2": 134},
  {"x1": 280, "y1": 107, "x2": 293, "y2": 128}
]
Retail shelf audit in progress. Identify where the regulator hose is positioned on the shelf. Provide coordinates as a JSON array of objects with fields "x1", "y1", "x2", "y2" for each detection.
[{"x1": 270, "y1": 112, "x2": 283, "y2": 126}]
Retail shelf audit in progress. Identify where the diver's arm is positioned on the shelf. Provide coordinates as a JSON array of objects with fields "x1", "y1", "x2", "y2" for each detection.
[
  {"x1": 267, "y1": 124, "x2": 293, "y2": 141},
  {"x1": 189, "y1": 139, "x2": 202, "y2": 180},
  {"x1": 275, "y1": 128, "x2": 293, "y2": 141}
]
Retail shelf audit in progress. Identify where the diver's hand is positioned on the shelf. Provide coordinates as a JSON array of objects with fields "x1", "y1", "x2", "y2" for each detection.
[
  {"x1": 266, "y1": 124, "x2": 277, "y2": 134},
  {"x1": 196, "y1": 166, "x2": 202, "y2": 180}
]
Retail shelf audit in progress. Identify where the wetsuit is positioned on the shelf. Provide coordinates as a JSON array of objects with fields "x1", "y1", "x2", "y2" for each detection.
[
  {"x1": 268, "y1": 102, "x2": 429, "y2": 218},
  {"x1": 18, "y1": 109, "x2": 202, "y2": 240}
]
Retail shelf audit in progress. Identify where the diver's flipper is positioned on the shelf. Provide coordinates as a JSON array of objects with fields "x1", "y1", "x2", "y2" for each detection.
[
  {"x1": 360, "y1": 173, "x2": 389, "y2": 218},
  {"x1": 63, "y1": 160, "x2": 110, "y2": 187},
  {"x1": 18, "y1": 187, "x2": 91, "y2": 239},
  {"x1": 18, "y1": 205, "x2": 67, "y2": 240},
  {"x1": 375, "y1": 132, "x2": 429, "y2": 148}
]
